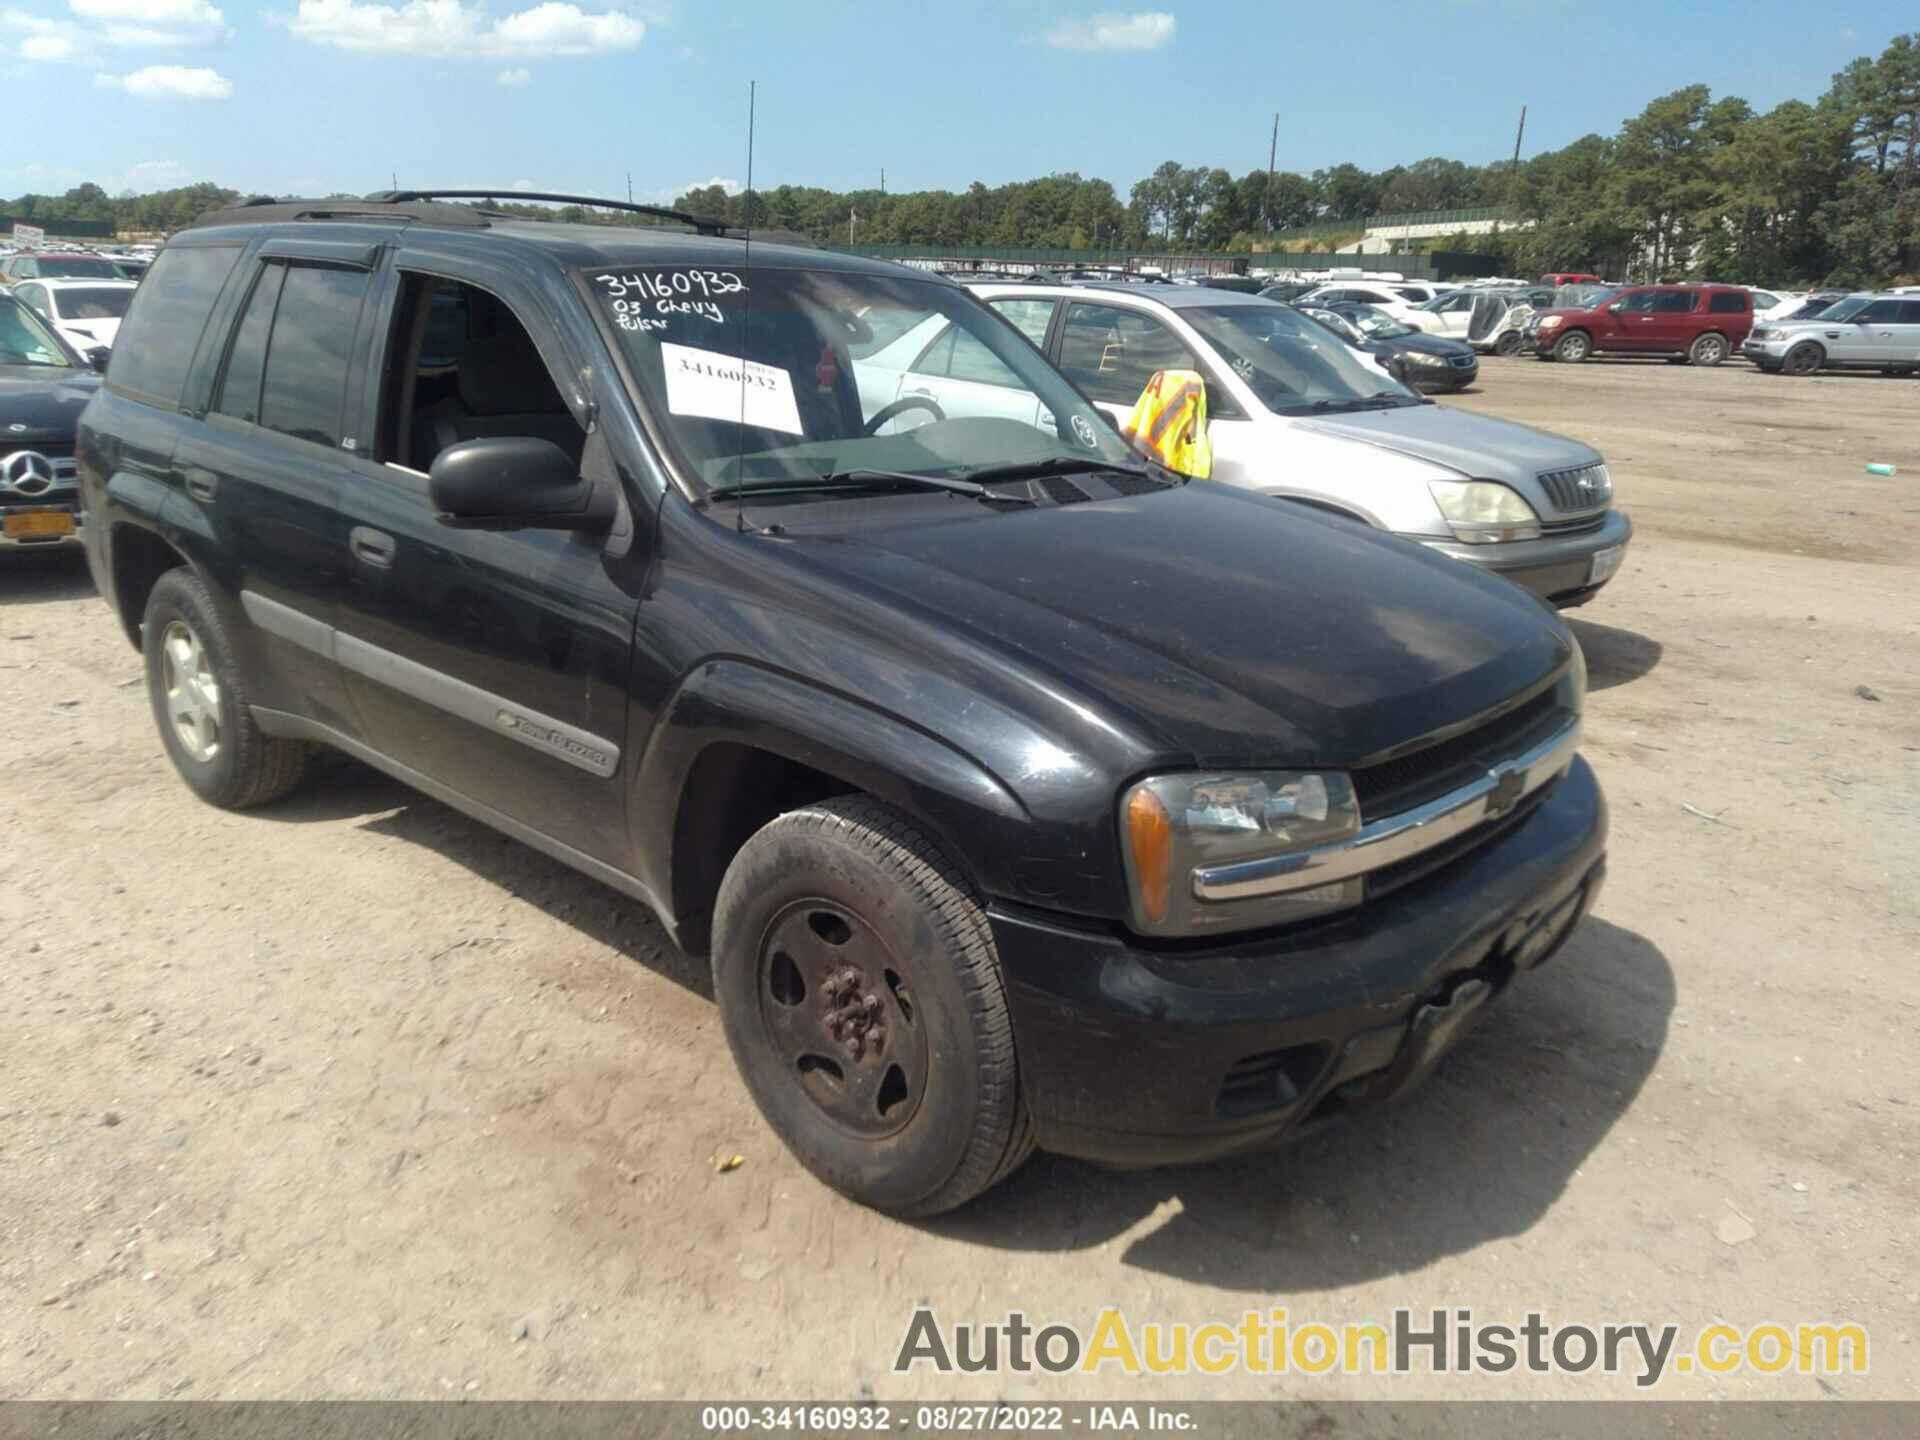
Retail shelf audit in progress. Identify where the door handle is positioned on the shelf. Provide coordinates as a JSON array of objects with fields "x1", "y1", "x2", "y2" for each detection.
[
  {"x1": 182, "y1": 468, "x2": 217, "y2": 503},
  {"x1": 349, "y1": 526, "x2": 396, "y2": 568}
]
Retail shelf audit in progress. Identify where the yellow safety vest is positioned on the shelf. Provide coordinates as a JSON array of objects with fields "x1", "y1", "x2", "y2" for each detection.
[{"x1": 1122, "y1": 369, "x2": 1212, "y2": 479}]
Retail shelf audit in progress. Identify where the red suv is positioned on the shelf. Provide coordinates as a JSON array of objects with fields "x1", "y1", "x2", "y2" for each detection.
[
  {"x1": 1530, "y1": 284, "x2": 1753, "y2": 366},
  {"x1": 1540, "y1": 272, "x2": 1602, "y2": 286}
]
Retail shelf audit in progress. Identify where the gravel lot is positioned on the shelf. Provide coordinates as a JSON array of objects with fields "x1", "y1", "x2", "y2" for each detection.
[{"x1": 2, "y1": 356, "x2": 1917, "y2": 1403}]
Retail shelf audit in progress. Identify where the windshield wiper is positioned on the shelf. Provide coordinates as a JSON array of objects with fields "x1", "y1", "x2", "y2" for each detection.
[
  {"x1": 700, "y1": 468, "x2": 1035, "y2": 507},
  {"x1": 960, "y1": 454, "x2": 1173, "y2": 487},
  {"x1": 1308, "y1": 392, "x2": 1411, "y2": 412}
]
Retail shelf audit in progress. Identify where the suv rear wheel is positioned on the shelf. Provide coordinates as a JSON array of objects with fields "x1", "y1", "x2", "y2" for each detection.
[
  {"x1": 1688, "y1": 333, "x2": 1728, "y2": 366},
  {"x1": 143, "y1": 568, "x2": 308, "y2": 809},
  {"x1": 1552, "y1": 330, "x2": 1592, "y2": 362},
  {"x1": 1784, "y1": 342, "x2": 1824, "y2": 377},
  {"x1": 711, "y1": 796, "x2": 1033, "y2": 1215}
]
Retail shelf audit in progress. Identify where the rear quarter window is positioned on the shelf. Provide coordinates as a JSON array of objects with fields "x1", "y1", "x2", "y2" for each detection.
[
  {"x1": 1708, "y1": 291, "x2": 1750, "y2": 314},
  {"x1": 108, "y1": 245, "x2": 242, "y2": 405}
]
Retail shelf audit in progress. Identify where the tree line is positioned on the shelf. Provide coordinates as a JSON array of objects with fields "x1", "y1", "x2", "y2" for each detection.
[{"x1": 7, "y1": 32, "x2": 1915, "y2": 285}]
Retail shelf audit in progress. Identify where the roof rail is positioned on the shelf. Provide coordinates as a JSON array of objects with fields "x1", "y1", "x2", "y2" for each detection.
[{"x1": 364, "y1": 189, "x2": 732, "y2": 236}]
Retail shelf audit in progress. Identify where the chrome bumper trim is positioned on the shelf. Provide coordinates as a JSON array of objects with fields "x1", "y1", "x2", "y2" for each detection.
[{"x1": 1192, "y1": 719, "x2": 1582, "y2": 902}]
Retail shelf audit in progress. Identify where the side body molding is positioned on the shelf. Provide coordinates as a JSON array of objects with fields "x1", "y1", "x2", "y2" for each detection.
[{"x1": 240, "y1": 589, "x2": 621, "y2": 779}]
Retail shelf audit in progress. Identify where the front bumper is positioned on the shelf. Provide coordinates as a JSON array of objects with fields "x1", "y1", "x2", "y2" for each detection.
[
  {"x1": 1419, "y1": 507, "x2": 1631, "y2": 607},
  {"x1": 992, "y1": 756, "x2": 1607, "y2": 1165},
  {"x1": 1741, "y1": 339, "x2": 1792, "y2": 367},
  {"x1": 1406, "y1": 355, "x2": 1478, "y2": 389}
]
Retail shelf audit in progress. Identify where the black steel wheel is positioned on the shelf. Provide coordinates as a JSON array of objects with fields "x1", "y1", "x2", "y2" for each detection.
[{"x1": 712, "y1": 796, "x2": 1033, "y2": 1215}]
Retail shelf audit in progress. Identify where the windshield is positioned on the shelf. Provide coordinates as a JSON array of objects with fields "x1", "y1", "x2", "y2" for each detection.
[
  {"x1": 587, "y1": 265, "x2": 1138, "y2": 492},
  {"x1": 1183, "y1": 303, "x2": 1419, "y2": 415},
  {"x1": 52, "y1": 286, "x2": 133, "y2": 320},
  {"x1": 1338, "y1": 304, "x2": 1417, "y2": 340},
  {"x1": 0, "y1": 295, "x2": 76, "y2": 368},
  {"x1": 1818, "y1": 296, "x2": 1872, "y2": 322},
  {"x1": 40, "y1": 257, "x2": 125, "y2": 279}
]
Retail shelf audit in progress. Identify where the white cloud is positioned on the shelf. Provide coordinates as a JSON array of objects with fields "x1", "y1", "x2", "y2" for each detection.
[
  {"x1": 1041, "y1": 11, "x2": 1175, "y2": 52},
  {"x1": 286, "y1": 0, "x2": 645, "y2": 59},
  {"x1": 96, "y1": 63, "x2": 233, "y2": 98},
  {"x1": 497, "y1": 64, "x2": 529, "y2": 84},
  {"x1": 69, "y1": 0, "x2": 228, "y2": 46},
  {"x1": 5, "y1": 1, "x2": 226, "y2": 59}
]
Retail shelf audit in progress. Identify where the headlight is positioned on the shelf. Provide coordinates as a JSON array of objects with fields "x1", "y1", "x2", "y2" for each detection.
[
  {"x1": 1537, "y1": 314, "x2": 1564, "y2": 329},
  {"x1": 1121, "y1": 772, "x2": 1361, "y2": 935},
  {"x1": 1750, "y1": 327, "x2": 1772, "y2": 340},
  {"x1": 1406, "y1": 350, "x2": 1449, "y2": 366},
  {"x1": 1429, "y1": 479, "x2": 1542, "y2": 543}
]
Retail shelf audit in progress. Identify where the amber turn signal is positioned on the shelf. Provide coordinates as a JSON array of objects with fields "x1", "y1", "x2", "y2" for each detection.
[{"x1": 1126, "y1": 785, "x2": 1174, "y2": 924}]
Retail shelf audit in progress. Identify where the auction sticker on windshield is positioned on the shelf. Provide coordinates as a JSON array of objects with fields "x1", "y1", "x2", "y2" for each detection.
[{"x1": 659, "y1": 341, "x2": 804, "y2": 436}]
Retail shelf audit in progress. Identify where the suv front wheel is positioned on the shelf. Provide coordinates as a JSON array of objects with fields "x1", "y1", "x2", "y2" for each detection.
[
  {"x1": 1552, "y1": 330, "x2": 1592, "y2": 362},
  {"x1": 1784, "y1": 342, "x2": 1825, "y2": 377},
  {"x1": 711, "y1": 796, "x2": 1034, "y2": 1215},
  {"x1": 142, "y1": 568, "x2": 308, "y2": 809}
]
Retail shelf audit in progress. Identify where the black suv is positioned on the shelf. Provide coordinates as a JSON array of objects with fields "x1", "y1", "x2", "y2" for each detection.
[{"x1": 78, "y1": 192, "x2": 1607, "y2": 1215}]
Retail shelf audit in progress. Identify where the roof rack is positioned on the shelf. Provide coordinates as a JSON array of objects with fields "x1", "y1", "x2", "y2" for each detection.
[{"x1": 364, "y1": 189, "x2": 732, "y2": 236}]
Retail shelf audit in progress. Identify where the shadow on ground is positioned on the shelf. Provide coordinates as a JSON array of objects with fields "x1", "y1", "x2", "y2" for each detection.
[
  {"x1": 925, "y1": 918, "x2": 1671, "y2": 1290},
  {"x1": 1568, "y1": 616, "x2": 1662, "y2": 691},
  {"x1": 0, "y1": 546, "x2": 94, "y2": 606},
  {"x1": 251, "y1": 752, "x2": 1669, "y2": 1292}
]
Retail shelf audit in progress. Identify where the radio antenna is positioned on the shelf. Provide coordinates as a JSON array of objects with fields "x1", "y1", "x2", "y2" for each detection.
[{"x1": 734, "y1": 79, "x2": 757, "y2": 534}]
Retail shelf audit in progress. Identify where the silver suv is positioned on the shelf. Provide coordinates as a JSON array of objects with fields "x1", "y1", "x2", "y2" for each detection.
[{"x1": 1744, "y1": 293, "x2": 1920, "y2": 376}]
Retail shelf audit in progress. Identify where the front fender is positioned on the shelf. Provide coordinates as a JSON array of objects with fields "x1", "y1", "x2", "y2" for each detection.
[{"x1": 632, "y1": 660, "x2": 1036, "y2": 914}]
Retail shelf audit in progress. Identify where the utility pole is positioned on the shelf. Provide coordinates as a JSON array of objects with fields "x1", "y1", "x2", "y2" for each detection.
[
  {"x1": 1498, "y1": 104, "x2": 1527, "y2": 236},
  {"x1": 880, "y1": 167, "x2": 886, "y2": 196},
  {"x1": 626, "y1": 172, "x2": 633, "y2": 204},
  {"x1": 1265, "y1": 112, "x2": 1279, "y2": 235},
  {"x1": 849, "y1": 205, "x2": 857, "y2": 246}
]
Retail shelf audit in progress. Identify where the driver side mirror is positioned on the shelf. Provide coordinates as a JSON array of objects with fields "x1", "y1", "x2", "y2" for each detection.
[
  {"x1": 86, "y1": 345, "x2": 110, "y2": 373},
  {"x1": 429, "y1": 436, "x2": 612, "y2": 531},
  {"x1": 1606, "y1": 302, "x2": 1624, "y2": 313}
]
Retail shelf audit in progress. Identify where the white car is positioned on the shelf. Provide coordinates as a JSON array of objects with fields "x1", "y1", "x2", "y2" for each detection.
[
  {"x1": 11, "y1": 277, "x2": 137, "y2": 353},
  {"x1": 857, "y1": 281, "x2": 1632, "y2": 608},
  {"x1": 1296, "y1": 281, "x2": 1438, "y2": 330}
]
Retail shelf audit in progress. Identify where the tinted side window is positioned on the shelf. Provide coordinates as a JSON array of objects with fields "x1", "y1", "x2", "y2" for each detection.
[
  {"x1": 1898, "y1": 301, "x2": 1920, "y2": 323},
  {"x1": 259, "y1": 265, "x2": 371, "y2": 449},
  {"x1": 1650, "y1": 291, "x2": 1698, "y2": 313},
  {"x1": 108, "y1": 245, "x2": 241, "y2": 404},
  {"x1": 1058, "y1": 302, "x2": 1200, "y2": 406},
  {"x1": 1858, "y1": 300, "x2": 1900, "y2": 323},
  {"x1": 213, "y1": 262, "x2": 287, "y2": 425},
  {"x1": 1616, "y1": 291, "x2": 1656, "y2": 312},
  {"x1": 1707, "y1": 291, "x2": 1749, "y2": 314}
]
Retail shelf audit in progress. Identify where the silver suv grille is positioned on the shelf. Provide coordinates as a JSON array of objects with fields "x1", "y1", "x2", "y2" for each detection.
[{"x1": 1538, "y1": 462, "x2": 1611, "y2": 513}]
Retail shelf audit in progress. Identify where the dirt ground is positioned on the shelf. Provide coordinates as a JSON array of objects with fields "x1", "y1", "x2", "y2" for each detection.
[{"x1": 3, "y1": 356, "x2": 1917, "y2": 1404}]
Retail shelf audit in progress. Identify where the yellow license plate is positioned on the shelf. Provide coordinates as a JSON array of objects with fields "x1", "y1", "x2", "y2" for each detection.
[{"x1": 4, "y1": 511, "x2": 75, "y2": 539}]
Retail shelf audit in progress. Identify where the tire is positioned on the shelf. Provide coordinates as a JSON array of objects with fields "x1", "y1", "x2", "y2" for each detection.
[
  {"x1": 711, "y1": 796, "x2": 1033, "y2": 1216},
  {"x1": 142, "y1": 568, "x2": 308, "y2": 809},
  {"x1": 1688, "y1": 332, "x2": 1728, "y2": 366},
  {"x1": 1494, "y1": 331, "x2": 1522, "y2": 357},
  {"x1": 1552, "y1": 330, "x2": 1592, "y2": 363},
  {"x1": 1784, "y1": 343, "x2": 1824, "y2": 377}
]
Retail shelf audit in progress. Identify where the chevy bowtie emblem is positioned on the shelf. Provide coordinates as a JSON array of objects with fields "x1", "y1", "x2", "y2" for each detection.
[{"x1": 1485, "y1": 763, "x2": 1526, "y2": 820}]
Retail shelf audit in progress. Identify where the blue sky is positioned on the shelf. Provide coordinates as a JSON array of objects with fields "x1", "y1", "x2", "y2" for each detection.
[{"x1": 3, "y1": 1, "x2": 1912, "y2": 204}]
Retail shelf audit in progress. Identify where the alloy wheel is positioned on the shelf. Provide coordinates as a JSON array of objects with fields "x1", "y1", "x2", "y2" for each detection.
[{"x1": 161, "y1": 619, "x2": 222, "y2": 762}]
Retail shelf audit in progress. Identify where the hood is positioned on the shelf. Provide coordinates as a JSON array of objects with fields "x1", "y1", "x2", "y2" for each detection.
[
  {"x1": 1292, "y1": 402, "x2": 1600, "y2": 490},
  {"x1": 1377, "y1": 331, "x2": 1474, "y2": 358},
  {"x1": 818, "y1": 481, "x2": 1573, "y2": 768},
  {"x1": 0, "y1": 365, "x2": 100, "y2": 441}
]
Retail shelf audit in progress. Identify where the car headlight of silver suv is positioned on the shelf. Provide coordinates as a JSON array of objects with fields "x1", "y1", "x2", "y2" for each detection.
[
  {"x1": 1428, "y1": 479, "x2": 1543, "y2": 543},
  {"x1": 1121, "y1": 772, "x2": 1362, "y2": 936}
]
